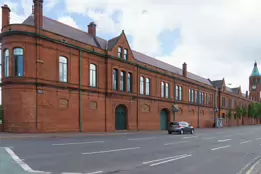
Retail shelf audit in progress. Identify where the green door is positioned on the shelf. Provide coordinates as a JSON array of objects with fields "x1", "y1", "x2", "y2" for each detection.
[
  {"x1": 115, "y1": 105, "x2": 127, "y2": 130},
  {"x1": 160, "y1": 110, "x2": 169, "y2": 130}
]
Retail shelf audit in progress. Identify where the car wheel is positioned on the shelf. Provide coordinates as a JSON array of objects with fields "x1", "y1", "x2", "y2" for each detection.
[
  {"x1": 180, "y1": 129, "x2": 184, "y2": 134},
  {"x1": 168, "y1": 131, "x2": 172, "y2": 134},
  {"x1": 191, "y1": 129, "x2": 194, "y2": 134}
]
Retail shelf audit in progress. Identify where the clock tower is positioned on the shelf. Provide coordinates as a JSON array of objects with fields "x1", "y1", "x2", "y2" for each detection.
[{"x1": 249, "y1": 61, "x2": 260, "y2": 101}]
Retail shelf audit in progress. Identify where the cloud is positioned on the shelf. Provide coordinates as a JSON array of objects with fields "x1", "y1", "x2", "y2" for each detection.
[
  {"x1": 58, "y1": 16, "x2": 79, "y2": 29},
  {"x1": 62, "y1": 0, "x2": 261, "y2": 93}
]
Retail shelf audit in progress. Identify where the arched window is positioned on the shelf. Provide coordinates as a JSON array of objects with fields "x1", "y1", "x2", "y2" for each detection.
[
  {"x1": 145, "y1": 78, "x2": 150, "y2": 95},
  {"x1": 140, "y1": 76, "x2": 144, "y2": 94},
  {"x1": 161, "y1": 82, "x2": 165, "y2": 97},
  {"x1": 90, "y1": 64, "x2": 97, "y2": 87},
  {"x1": 14, "y1": 48, "x2": 24, "y2": 77},
  {"x1": 120, "y1": 71, "x2": 126, "y2": 91},
  {"x1": 4, "y1": 49, "x2": 9, "y2": 77},
  {"x1": 113, "y1": 69, "x2": 118, "y2": 90},
  {"x1": 59, "y1": 56, "x2": 68, "y2": 82},
  {"x1": 127, "y1": 72, "x2": 132, "y2": 92}
]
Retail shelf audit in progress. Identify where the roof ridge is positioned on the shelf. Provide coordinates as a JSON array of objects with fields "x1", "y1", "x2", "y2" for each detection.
[{"x1": 43, "y1": 16, "x2": 107, "y2": 42}]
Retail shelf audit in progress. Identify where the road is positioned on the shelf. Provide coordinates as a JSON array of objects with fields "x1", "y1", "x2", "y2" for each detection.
[{"x1": 1, "y1": 126, "x2": 261, "y2": 174}]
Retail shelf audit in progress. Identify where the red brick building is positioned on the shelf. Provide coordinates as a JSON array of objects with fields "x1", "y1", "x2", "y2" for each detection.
[{"x1": 0, "y1": 0, "x2": 257, "y2": 132}]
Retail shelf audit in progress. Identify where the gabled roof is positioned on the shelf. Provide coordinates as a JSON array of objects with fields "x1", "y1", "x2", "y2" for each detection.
[
  {"x1": 132, "y1": 51, "x2": 212, "y2": 86},
  {"x1": 107, "y1": 35, "x2": 121, "y2": 51},
  {"x1": 22, "y1": 15, "x2": 213, "y2": 86},
  {"x1": 211, "y1": 80, "x2": 223, "y2": 88},
  {"x1": 23, "y1": 15, "x2": 107, "y2": 49}
]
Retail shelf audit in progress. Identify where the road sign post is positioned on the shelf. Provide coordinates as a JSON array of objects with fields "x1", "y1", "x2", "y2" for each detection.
[{"x1": 172, "y1": 104, "x2": 179, "y2": 122}]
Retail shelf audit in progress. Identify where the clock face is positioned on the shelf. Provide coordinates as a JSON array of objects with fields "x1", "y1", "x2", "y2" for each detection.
[{"x1": 252, "y1": 85, "x2": 257, "y2": 89}]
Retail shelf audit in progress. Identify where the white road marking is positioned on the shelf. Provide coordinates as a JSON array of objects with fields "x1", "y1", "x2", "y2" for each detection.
[
  {"x1": 142, "y1": 154, "x2": 189, "y2": 164},
  {"x1": 240, "y1": 141, "x2": 251, "y2": 144},
  {"x1": 202, "y1": 137, "x2": 216, "y2": 140},
  {"x1": 237, "y1": 156, "x2": 261, "y2": 174},
  {"x1": 62, "y1": 172, "x2": 103, "y2": 174},
  {"x1": 256, "y1": 138, "x2": 261, "y2": 140},
  {"x1": 5, "y1": 147, "x2": 50, "y2": 174},
  {"x1": 149, "y1": 154, "x2": 192, "y2": 167},
  {"x1": 127, "y1": 137, "x2": 156, "y2": 141},
  {"x1": 52, "y1": 141, "x2": 104, "y2": 146},
  {"x1": 223, "y1": 135, "x2": 233, "y2": 137},
  {"x1": 218, "y1": 139, "x2": 231, "y2": 142},
  {"x1": 182, "y1": 136, "x2": 198, "y2": 139},
  {"x1": 82, "y1": 147, "x2": 140, "y2": 155},
  {"x1": 211, "y1": 145, "x2": 231, "y2": 151},
  {"x1": 164, "y1": 141, "x2": 188, "y2": 146}
]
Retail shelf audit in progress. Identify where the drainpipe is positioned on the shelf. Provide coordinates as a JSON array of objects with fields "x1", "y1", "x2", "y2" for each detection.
[
  {"x1": 173, "y1": 79, "x2": 176, "y2": 122},
  {"x1": 79, "y1": 50, "x2": 83, "y2": 132},
  {"x1": 197, "y1": 85, "x2": 200, "y2": 128},
  {"x1": 136, "y1": 65, "x2": 139, "y2": 131}
]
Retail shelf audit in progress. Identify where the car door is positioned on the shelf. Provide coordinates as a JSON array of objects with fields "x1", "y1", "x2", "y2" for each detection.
[{"x1": 183, "y1": 122, "x2": 190, "y2": 133}]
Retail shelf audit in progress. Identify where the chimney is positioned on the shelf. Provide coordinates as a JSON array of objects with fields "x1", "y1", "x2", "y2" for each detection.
[
  {"x1": 88, "y1": 22, "x2": 96, "y2": 36},
  {"x1": 1, "y1": 4, "x2": 10, "y2": 30},
  {"x1": 182, "y1": 62, "x2": 187, "y2": 77},
  {"x1": 246, "y1": 91, "x2": 248, "y2": 98},
  {"x1": 33, "y1": 0, "x2": 43, "y2": 29}
]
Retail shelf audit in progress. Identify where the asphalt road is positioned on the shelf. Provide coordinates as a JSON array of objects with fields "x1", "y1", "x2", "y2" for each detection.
[{"x1": 1, "y1": 126, "x2": 261, "y2": 174}]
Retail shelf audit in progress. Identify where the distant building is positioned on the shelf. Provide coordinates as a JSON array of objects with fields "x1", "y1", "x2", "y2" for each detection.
[{"x1": 0, "y1": 0, "x2": 257, "y2": 132}]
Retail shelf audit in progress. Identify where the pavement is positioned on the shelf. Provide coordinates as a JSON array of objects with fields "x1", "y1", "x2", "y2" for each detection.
[{"x1": 1, "y1": 126, "x2": 261, "y2": 174}]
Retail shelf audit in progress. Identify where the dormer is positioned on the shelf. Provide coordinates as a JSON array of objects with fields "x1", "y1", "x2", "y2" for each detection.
[{"x1": 107, "y1": 30, "x2": 135, "y2": 62}]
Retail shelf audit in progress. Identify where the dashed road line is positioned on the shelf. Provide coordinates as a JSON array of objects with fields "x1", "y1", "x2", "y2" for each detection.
[
  {"x1": 164, "y1": 141, "x2": 188, "y2": 146},
  {"x1": 52, "y1": 141, "x2": 104, "y2": 146},
  {"x1": 82, "y1": 147, "x2": 141, "y2": 155},
  {"x1": 223, "y1": 135, "x2": 233, "y2": 138},
  {"x1": 256, "y1": 138, "x2": 261, "y2": 140},
  {"x1": 211, "y1": 145, "x2": 231, "y2": 151},
  {"x1": 202, "y1": 137, "x2": 216, "y2": 140},
  {"x1": 218, "y1": 139, "x2": 231, "y2": 143},
  {"x1": 182, "y1": 136, "x2": 198, "y2": 139},
  {"x1": 149, "y1": 154, "x2": 192, "y2": 167},
  {"x1": 127, "y1": 137, "x2": 156, "y2": 141},
  {"x1": 142, "y1": 154, "x2": 189, "y2": 164},
  {"x1": 240, "y1": 141, "x2": 251, "y2": 144}
]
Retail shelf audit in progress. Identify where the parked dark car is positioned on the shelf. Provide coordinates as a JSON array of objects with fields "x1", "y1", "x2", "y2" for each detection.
[{"x1": 168, "y1": 121, "x2": 194, "y2": 134}]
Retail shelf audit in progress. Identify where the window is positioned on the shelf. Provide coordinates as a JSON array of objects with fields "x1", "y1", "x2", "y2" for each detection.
[
  {"x1": 120, "y1": 71, "x2": 126, "y2": 91},
  {"x1": 165, "y1": 83, "x2": 169, "y2": 98},
  {"x1": 145, "y1": 78, "x2": 150, "y2": 95},
  {"x1": 175, "y1": 86, "x2": 179, "y2": 100},
  {"x1": 90, "y1": 64, "x2": 97, "y2": 87},
  {"x1": 179, "y1": 86, "x2": 183, "y2": 100},
  {"x1": 229, "y1": 99, "x2": 232, "y2": 108},
  {"x1": 222, "y1": 97, "x2": 226, "y2": 107},
  {"x1": 59, "y1": 56, "x2": 67, "y2": 82},
  {"x1": 4, "y1": 49, "x2": 9, "y2": 77},
  {"x1": 189, "y1": 89, "x2": 194, "y2": 103},
  {"x1": 124, "y1": 49, "x2": 128, "y2": 60},
  {"x1": 113, "y1": 69, "x2": 118, "y2": 90},
  {"x1": 127, "y1": 72, "x2": 132, "y2": 92},
  {"x1": 161, "y1": 82, "x2": 165, "y2": 98},
  {"x1": 118, "y1": 47, "x2": 122, "y2": 58},
  {"x1": 140, "y1": 76, "x2": 144, "y2": 94},
  {"x1": 195, "y1": 90, "x2": 198, "y2": 103},
  {"x1": 234, "y1": 100, "x2": 236, "y2": 108},
  {"x1": 202, "y1": 92, "x2": 205, "y2": 104},
  {"x1": 176, "y1": 85, "x2": 183, "y2": 101},
  {"x1": 205, "y1": 93, "x2": 208, "y2": 104},
  {"x1": 209, "y1": 94, "x2": 213, "y2": 104},
  {"x1": 14, "y1": 48, "x2": 24, "y2": 77}
]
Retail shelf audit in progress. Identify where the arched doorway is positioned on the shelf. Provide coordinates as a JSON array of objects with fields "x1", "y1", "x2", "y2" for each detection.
[
  {"x1": 160, "y1": 109, "x2": 169, "y2": 130},
  {"x1": 115, "y1": 105, "x2": 127, "y2": 130}
]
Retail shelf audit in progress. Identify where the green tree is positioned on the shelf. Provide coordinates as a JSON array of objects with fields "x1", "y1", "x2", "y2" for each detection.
[
  {"x1": 227, "y1": 109, "x2": 232, "y2": 120},
  {"x1": 235, "y1": 106, "x2": 242, "y2": 119}
]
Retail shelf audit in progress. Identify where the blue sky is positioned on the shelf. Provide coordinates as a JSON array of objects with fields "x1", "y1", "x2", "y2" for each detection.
[{"x1": 1, "y1": 0, "x2": 261, "y2": 94}]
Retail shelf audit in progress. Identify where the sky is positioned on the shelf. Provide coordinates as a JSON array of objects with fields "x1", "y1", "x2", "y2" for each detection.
[{"x1": 1, "y1": 0, "x2": 261, "y2": 94}]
